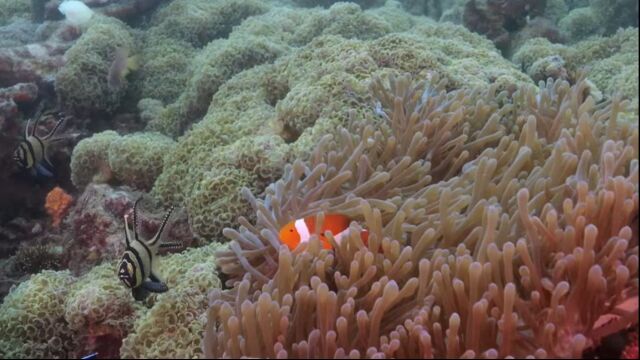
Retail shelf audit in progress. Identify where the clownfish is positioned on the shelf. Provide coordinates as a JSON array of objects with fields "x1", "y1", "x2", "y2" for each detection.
[{"x1": 279, "y1": 214, "x2": 369, "y2": 251}]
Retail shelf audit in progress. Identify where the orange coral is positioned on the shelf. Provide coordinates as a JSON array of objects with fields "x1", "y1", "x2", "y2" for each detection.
[{"x1": 45, "y1": 186, "x2": 73, "y2": 228}]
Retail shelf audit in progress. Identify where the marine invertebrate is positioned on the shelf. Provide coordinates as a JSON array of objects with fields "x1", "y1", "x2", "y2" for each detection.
[
  {"x1": 64, "y1": 262, "x2": 142, "y2": 358},
  {"x1": 512, "y1": 28, "x2": 639, "y2": 114},
  {"x1": 12, "y1": 244, "x2": 64, "y2": 274},
  {"x1": 45, "y1": 186, "x2": 74, "y2": 228},
  {"x1": 70, "y1": 131, "x2": 175, "y2": 191},
  {"x1": 558, "y1": 6, "x2": 600, "y2": 42},
  {"x1": 204, "y1": 74, "x2": 638, "y2": 358},
  {"x1": 70, "y1": 130, "x2": 119, "y2": 188},
  {"x1": 152, "y1": 19, "x2": 530, "y2": 241},
  {"x1": 0, "y1": 270, "x2": 78, "y2": 358},
  {"x1": 107, "y1": 132, "x2": 176, "y2": 191},
  {"x1": 55, "y1": 15, "x2": 135, "y2": 115},
  {"x1": 146, "y1": 0, "x2": 269, "y2": 48}
]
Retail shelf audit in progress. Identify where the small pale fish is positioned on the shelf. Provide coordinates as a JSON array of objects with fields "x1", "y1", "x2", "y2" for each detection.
[
  {"x1": 13, "y1": 108, "x2": 66, "y2": 177},
  {"x1": 81, "y1": 352, "x2": 98, "y2": 360},
  {"x1": 117, "y1": 198, "x2": 183, "y2": 301},
  {"x1": 279, "y1": 213, "x2": 369, "y2": 251},
  {"x1": 108, "y1": 47, "x2": 139, "y2": 90}
]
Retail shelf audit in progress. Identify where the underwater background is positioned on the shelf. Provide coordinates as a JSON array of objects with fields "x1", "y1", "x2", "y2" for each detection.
[{"x1": 0, "y1": 0, "x2": 638, "y2": 358}]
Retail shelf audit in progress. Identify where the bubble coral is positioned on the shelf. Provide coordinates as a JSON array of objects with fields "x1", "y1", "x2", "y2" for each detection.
[
  {"x1": 204, "y1": 74, "x2": 638, "y2": 358},
  {"x1": 45, "y1": 186, "x2": 74, "y2": 228}
]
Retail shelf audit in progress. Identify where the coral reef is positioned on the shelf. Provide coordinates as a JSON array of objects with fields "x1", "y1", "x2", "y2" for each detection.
[
  {"x1": 107, "y1": 132, "x2": 176, "y2": 191},
  {"x1": 12, "y1": 244, "x2": 64, "y2": 274},
  {"x1": 62, "y1": 183, "x2": 196, "y2": 275},
  {"x1": 462, "y1": 0, "x2": 547, "y2": 51},
  {"x1": 0, "y1": 234, "x2": 223, "y2": 358},
  {"x1": 0, "y1": 1, "x2": 637, "y2": 358},
  {"x1": 147, "y1": 0, "x2": 269, "y2": 48},
  {"x1": 0, "y1": 0, "x2": 30, "y2": 26},
  {"x1": 45, "y1": 186, "x2": 73, "y2": 228},
  {"x1": 152, "y1": 11, "x2": 530, "y2": 241},
  {"x1": 0, "y1": 21, "x2": 76, "y2": 87},
  {"x1": 120, "y1": 242, "x2": 225, "y2": 358},
  {"x1": 512, "y1": 28, "x2": 639, "y2": 113},
  {"x1": 64, "y1": 263, "x2": 143, "y2": 359},
  {"x1": 0, "y1": 83, "x2": 38, "y2": 120},
  {"x1": 55, "y1": 15, "x2": 136, "y2": 115},
  {"x1": 70, "y1": 131, "x2": 175, "y2": 191},
  {"x1": 558, "y1": 6, "x2": 599, "y2": 42},
  {"x1": 70, "y1": 130, "x2": 119, "y2": 189},
  {"x1": 204, "y1": 74, "x2": 638, "y2": 358},
  {"x1": 137, "y1": 38, "x2": 195, "y2": 104},
  {"x1": 0, "y1": 270, "x2": 78, "y2": 358}
]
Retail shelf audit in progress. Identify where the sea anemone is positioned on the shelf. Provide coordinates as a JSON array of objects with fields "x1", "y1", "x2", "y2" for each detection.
[{"x1": 203, "y1": 74, "x2": 638, "y2": 358}]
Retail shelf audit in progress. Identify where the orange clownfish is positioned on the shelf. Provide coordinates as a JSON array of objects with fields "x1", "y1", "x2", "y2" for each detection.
[{"x1": 279, "y1": 214, "x2": 369, "y2": 251}]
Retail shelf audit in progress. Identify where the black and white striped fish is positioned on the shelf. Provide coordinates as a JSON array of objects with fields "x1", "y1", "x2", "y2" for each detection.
[
  {"x1": 13, "y1": 109, "x2": 66, "y2": 177},
  {"x1": 118, "y1": 198, "x2": 182, "y2": 301}
]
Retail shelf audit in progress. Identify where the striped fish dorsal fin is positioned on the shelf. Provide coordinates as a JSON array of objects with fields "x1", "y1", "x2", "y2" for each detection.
[
  {"x1": 159, "y1": 241, "x2": 183, "y2": 250},
  {"x1": 132, "y1": 197, "x2": 142, "y2": 242},
  {"x1": 27, "y1": 102, "x2": 46, "y2": 138},
  {"x1": 147, "y1": 205, "x2": 175, "y2": 247},
  {"x1": 41, "y1": 114, "x2": 66, "y2": 141}
]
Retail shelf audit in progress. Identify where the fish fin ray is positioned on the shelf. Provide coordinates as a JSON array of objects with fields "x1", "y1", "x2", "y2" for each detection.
[
  {"x1": 159, "y1": 241, "x2": 183, "y2": 250},
  {"x1": 42, "y1": 116, "x2": 66, "y2": 141},
  {"x1": 35, "y1": 163, "x2": 54, "y2": 177},
  {"x1": 148, "y1": 206, "x2": 174, "y2": 247},
  {"x1": 142, "y1": 280, "x2": 168, "y2": 293}
]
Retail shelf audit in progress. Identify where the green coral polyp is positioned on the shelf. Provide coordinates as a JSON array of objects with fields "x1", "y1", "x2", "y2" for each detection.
[
  {"x1": 71, "y1": 131, "x2": 175, "y2": 191},
  {"x1": 55, "y1": 15, "x2": 136, "y2": 115}
]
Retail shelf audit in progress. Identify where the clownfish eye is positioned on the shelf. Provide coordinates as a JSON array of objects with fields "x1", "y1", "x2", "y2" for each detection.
[{"x1": 290, "y1": 229, "x2": 294, "y2": 232}]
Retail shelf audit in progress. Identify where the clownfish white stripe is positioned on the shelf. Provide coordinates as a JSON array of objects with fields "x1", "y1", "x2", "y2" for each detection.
[
  {"x1": 332, "y1": 228, "x2": 351, "y2": 244},
  {"x1": 294, "y1": 218, "x2": 311, "y2": 243}
]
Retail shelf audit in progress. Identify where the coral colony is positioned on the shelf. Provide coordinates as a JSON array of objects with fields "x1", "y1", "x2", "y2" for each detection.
[{"x1": 0, "y1": 0, "x2": 638, "y2": 359}]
